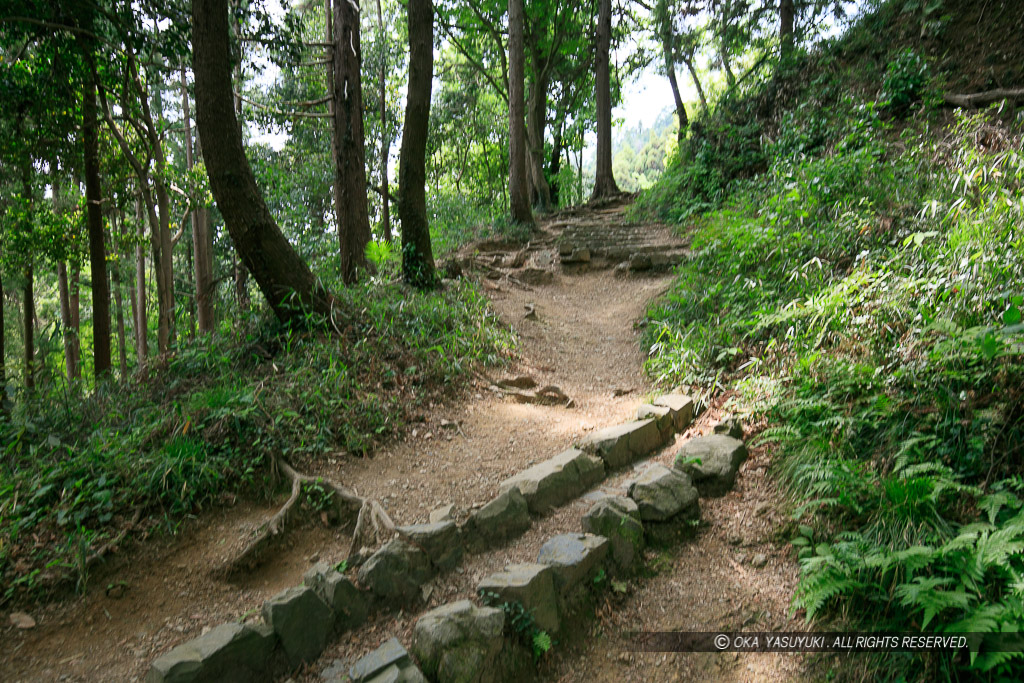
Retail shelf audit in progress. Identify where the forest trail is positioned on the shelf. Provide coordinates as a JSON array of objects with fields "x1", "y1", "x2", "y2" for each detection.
[{"x1": 3, "y1": 200, "x2": 806, "y2": 682}]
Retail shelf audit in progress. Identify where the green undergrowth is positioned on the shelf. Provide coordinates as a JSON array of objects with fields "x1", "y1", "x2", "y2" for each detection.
[
  {"x1": 0, "y1": 279, "x2": 512, "y2": 605},
  {"x1": 638, "y1": 16, "x2": 1024, "y2": 679}
]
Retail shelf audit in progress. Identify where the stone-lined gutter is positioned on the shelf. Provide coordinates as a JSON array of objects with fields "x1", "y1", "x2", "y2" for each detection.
[{"x1": 146, "y1": 394, "x2": 748, "y2": 683}]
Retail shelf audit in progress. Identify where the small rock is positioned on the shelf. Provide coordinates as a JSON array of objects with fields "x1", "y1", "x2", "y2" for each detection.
[
  {"x1": 627, "y1": 464, "x2": 699, "y2": 522},
  {"x1": 9, "y1": 612, "x2": 36, "y2": 629},
  {"x1": 674, "y1": 435, "x2": 748, "y2": 497},
  {"x1": 350, "y1": 638, "x2": 427, "y2": 683},
  {"x1": 429, "y1": 503, "x2": 455, "y2": 524},
  {"x1": 751, "y1": 553, "x2": 769, "y2": 569}
]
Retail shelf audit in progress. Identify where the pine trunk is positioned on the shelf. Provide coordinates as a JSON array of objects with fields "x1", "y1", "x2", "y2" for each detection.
[
  {"x1": 182, "y1": 67, "x2": 216, "y2": 334},
  {"x1": 83, "y1": 60, "x2": 112, "y2": 377},
  {"x1": 507, "y1": 0, "x2": 534, "y2": 225},
  {"x1": 591, "y1": 0, "x2": 620, "y2": 199}
]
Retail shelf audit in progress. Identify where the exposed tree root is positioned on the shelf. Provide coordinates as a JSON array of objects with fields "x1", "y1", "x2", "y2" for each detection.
[
  {"x1": 943, "y1": 88, "x2": 1024, "y2": 108},
  {"x1": 216, "y1": 457, "x2": 394, "y2": 578}
]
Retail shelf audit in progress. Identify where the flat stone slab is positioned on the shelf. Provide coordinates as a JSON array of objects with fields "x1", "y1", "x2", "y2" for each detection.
[
  {"x1": 537, "y1": 533, "x2": 610, "y2": 590},
  {"x1": 653, "y1": 394, "x2": 695, "y2": 431},
  {"x1": 582, "y1": 496, "x2": 644, "y2": 571},
  {"x1": 499, "y1": 448, "x2": 605, "y2": 514},
  {"x1": 627, "y1": 464, "x2": 699, "y2": 522},
  {"x1": 397, "y1": 520, "x2": 463, "y2": 571},
  {"x1": 303, "y1": 562, "x2": 367, "y2": 631},
  {"x1": 147, "y1": 622, "x2": 277, "y2": 683},
  {"x1": 262, "y1": 585, "x2": 333, "y2": 667},
  {"x1": 477, "y1": 563, "x2": 560, "y2": 634},
  {"x1": 467, "y1": 488, "x2": 531, "y2": 548},
  {"x1": 357, "y1": 539, "x2": 434, "y2": 605},
  {"x1": 674, "y1": 434, "x2": 748, "y2": 497},
  {"x1": 411, "y1": 600, "x2": 506, "y2": 683},
  {"x1": 350, "y1": 638, "x2": 426, "y2": 683},
  {"x1": 577, "y1": 419, "x2": 663, "y2": 469}
]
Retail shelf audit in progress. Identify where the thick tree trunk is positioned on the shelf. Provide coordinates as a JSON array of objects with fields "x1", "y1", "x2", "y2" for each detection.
[
  {"x1": 154, "y1": 174, "x2": 175, "y2": 352},
  {"x1": 591, "y1": 0, "x2": 619, "y2": 199},
  {"x1": 331, "y1": 0, "x2": 372, "y2": 284},
  {"x1": 526, "y1": 71, "x2": 552, "y2": 213},
  {"x1": 398, "y1": 0, "x2": 437, "y2": 288},
  {"x1": 507, "y1": 0, "x2": 534, "y2": 225},
  {"x1": 193, "y1": 0, "x2": 336, "y2": 321},
  {"x1": 134, "y1": 198, "x2": 148, "y2": 363},
  {"x1": 780, "y1": 0, "x2": 795, "y2": 59},
  {"x1": 83, "y1": 61, "x2": 112, "y2": 378},
  {"x1": 376, "y1": 0, "x2": 391, "y2": 242},
  {"x1": 182, "y1": 67, "x2": 216, "y2": 334}
]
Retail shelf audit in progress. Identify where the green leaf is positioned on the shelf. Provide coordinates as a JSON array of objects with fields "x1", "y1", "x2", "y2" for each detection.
[{"x1": 1003, "y1": 305, "x2": 1021, "y2": 327}]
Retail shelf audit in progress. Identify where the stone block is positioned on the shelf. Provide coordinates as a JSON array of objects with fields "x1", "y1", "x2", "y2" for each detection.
[
  {"x1": 357, "y1": 539, "x2": 434, "y2": 605},
  {"x1": 146, "y1": 622, "x2": 278, "y2": 683},
  {"x1": 303, "y1": 562, "x2": 368, "y2": 631},
  {"x1": 581, "y1": 496, "x2": 644, "y2": 572},
  {"x1": 350, "y1": 638, "x2": 427, "y2": 683},
  {"x1": 653, "y1": 394, "x2": 695, "y2": 432},
  {"x1": 499, "y1": 448, "x2": 606, "y2": 514},
  {"x1": 536, "y1": 533, "x2": 610, "y2": 590},
  {"x1": 674, "y1": 434, "x2": 748, "y2": 497},
  {"x1": 627, "y1": 464, "x2": 699, "y2": 522},
  {"x1": 261, "y1": 585, "x2": 333, "y2": 667},
  {"x1": 577, "y1": 419, "x2": 663, "y2": 470},
  {"x1": 637, "y1": 404, "x2": 674, "y2": 441},
  {"x1": 466, "y1": 488, "x2": 531, "y2": 549},
  {"x1": 477, "y1": 563, "x2": 559, "y2": 634},
  {"x1": 397, "y1": 521, "x2": 463, "y2": 572},
  {"x1": 411, "y1": 600, "x2": 506, "y2": 683}
]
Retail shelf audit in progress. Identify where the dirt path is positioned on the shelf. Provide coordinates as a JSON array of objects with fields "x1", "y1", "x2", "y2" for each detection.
[{"x1": 1, "y1": 204, "x2": 807, "y2": 682}]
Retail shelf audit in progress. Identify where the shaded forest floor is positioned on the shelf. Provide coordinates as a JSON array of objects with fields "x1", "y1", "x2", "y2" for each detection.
[{"x1": 2, "y1": 202, "x2": 808, "y2": 682}]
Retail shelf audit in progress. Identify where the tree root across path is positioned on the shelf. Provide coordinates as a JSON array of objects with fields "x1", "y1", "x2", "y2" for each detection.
[{"x1": 216, "y1": 458, "x2": 396, "y2": 579}]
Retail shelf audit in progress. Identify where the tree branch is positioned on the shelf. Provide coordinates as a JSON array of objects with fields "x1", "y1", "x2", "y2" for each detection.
[{"x1": 943, "y1": 88, "x2": 1024, "y2": 108}]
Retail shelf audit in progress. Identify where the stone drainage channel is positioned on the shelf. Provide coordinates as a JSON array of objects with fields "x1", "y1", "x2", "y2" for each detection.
[{"x1": 146, "y1": 395, "x2": 748, "y2": 683}]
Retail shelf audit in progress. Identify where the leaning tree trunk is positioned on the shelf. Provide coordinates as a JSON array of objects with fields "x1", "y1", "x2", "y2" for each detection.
[
  {"x1": 398, "y1": 0, "x2": 437, "y2": 288},
  {"x1": 331, "y1": 0, "x2": 372, "y2": 284},
  {"x1": 663, "y1": 34, "x2": 688, "y2": 143},
  {"x1": 591, "y1": 0, "x2": 620, "y2": 199},
  {"x1": 193, "y1": 0, "x2": 336, "y2": 321},
  {"x1": 82, "y1": 57, "x2": 112, "y2": 377},
  {"x1": 507, "y1": 0, "x2": 534, "y2": 225}
]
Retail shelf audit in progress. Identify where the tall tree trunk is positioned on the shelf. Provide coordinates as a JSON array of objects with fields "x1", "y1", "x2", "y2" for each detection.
[
  {"x1": 548, "y1": 119, "x2": 563, "y2": 208},
  {"x1": 591, "y1": 0, "x2": 620, "y2": 199},
  {"x1": 83, "y1": 59, "x2": 112, "y2": 377},
  {"x1": 134, "y1": 197, "x2": 148, "y2": 363},
  {"x1": 0, "y1": 244, "x2": 4, "y2": 406},
  {"x1": 720, "y1": 0, "x2": 736, "y2": 86},
  {"x1": 110, "y1": 216, "x2": 128, "y2": 379},
  {"x1": 780, "y1": 0, "x2": 795, "y2": 59},
  {"x1": 526, "y1": 69, "x2": 552, "y2": 213},
  {"x1": 376, "y1": 0, "x2": 392, "y2": 241},
  {"x1": 58, "y1": 263, "x2": 78, "y2": 381},
  {"x1": 154, "y1": 172, "x2": 175, "y2": 353},
  {"x1": 182, "y1": 67, "x2": 216, "y2": 334},
  {"x1": 662, "y1": 33, "x2": 688, "y2": 143},
  {"x1": 398, "y1": 0, "x2": 437, "y2": 288},
  {"x1": 331, "y1": 0, "x2": 372, "y2": 284},
  {"x1": 507, "y1": 0, "x2": 534, "y2": 225},
  {"x1": 193, "y1": 0, "x2": 336, "y2": 321}
]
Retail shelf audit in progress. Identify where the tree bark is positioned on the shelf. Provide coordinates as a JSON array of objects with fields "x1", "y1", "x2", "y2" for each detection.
[
  {"x1": 779, "y1": 0, "x2": 795, "y2": 59},
  {"x1": 182, "y1": 67, "x2": 215, "y2": 334},
  {"x1": 376, "y1": 0, "x2": 391, "y2": 242},
  {"x1": 507, "y1": 0, "x2": 534, "y2": 225},
  {"x1": 662, "y1": 35, "x2": 688, "y2": 143},
  {"x1": 331, "y1": 0, "x2": 372, "y2": 284},
  {"x1": 83, "y1": 56, "x2": 112, "y2": 378},
  {"x1": 193, "y1": 0, "x2": 336, "y2": 321},
  {"x1": 398, "y1": 0, "x2": 437, "y2": 288},
  {"x1": 683, "y1": 54, "x2": 709, "y2": 114},
  {"x1": 548, "y1": 119, "x2": 564, "y2": 207},
  {"x1": 70, "y1": 262, "x2": 81, "y2": 376},
  {"x1": 110, "y1": 215, "x2": 129, "y2": 379},
  {"x1": 591, "y1": 0, "x2": 620, "y2": 199},
  {"x1": 58, "y1": 263, "x2": 77, "y2": 381},
  {"x1": 134, "y1": 197, "x2": 148, "y2": 364},
  {"x1": 526, "y1": 70, "x2": 552, "y2": 213}
]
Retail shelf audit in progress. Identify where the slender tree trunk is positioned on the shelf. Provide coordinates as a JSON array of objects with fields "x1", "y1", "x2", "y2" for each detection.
[
  {"x1": 683, "y1": 55, "x2": 710, "y2": 114},
  {"x1": 110, "y1": 216, "x2": 128, "y2": 379},
  {"x1": 331, "y1": 0, "x2": 372, "y2": 283},
  {"x1": 134, "y1": 197, "x2": 148, "y2": 363},
  {"x1": 663, "y1": 34, "x2": 688, "y2": 143},
  {"x1": 0, "y1": 244, "x2": 4, "y2": 406},
  {"x1": 720, "y1": 0, "x2": 736, "y2": 86},
  {"x1": 780, "y1": 0, "x2": 795, "y2": 59},
  {"x1": 234, "y1": 254, "x2": 251, "y2": 311},
  {"x1": 155, "y1": 173, "x2": 175, "y2": 352},
  {"x1": 376, "y1": 0, "x2": 391, "y2": 241},
  {"x1": 182, "y1": 67, "x2": 215, "y2": 334},
  {"x1": 398, "y1": 0, "x2": 437, "y2": 287},
  {"x1": 591, "y1": 0, "x2": 620, "y2": 199},
  {"x1": 58, "y1": 263, "x2": 77, "y2": 381},
  {"x1": 526, "y1": 68, "x2": 552, "y2": 213},
  {"x1": 507, "y1": 0, "x2": 534, "y2": 225},
  {"x1": 548, "y1": 119, "x2": 563, "y2": 207},
  {"x1": 70, "y1": 262, "x2": 81, "y2": 377},
  {"x1": 83, "y1": 59, "x2": 112, "y2": 377},
  {"x1": 193, "y1": 0, "x2": 336, "y2": 320}
]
